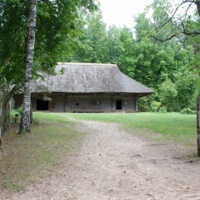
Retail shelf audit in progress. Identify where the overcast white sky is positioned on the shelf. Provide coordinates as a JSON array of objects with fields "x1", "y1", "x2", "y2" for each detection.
[{"x1": 98, "y1": 0, "x2": 153, "y2": 28}]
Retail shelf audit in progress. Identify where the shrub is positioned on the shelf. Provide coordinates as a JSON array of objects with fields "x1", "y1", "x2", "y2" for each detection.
[
  {"x1": 138, "y1": 97, "x2": 152, "y2": 112},
  {"x1": 181, "y1": 108, "x2": 196, "y2": 114},
  {"x1": 151, "y1": 101, "x2": 161, "y2": 112},
  {"x1": 159, "y1": 107, "x2": 167, "y2": 113},
  {"x1": 32, "y1": 117, "x2": 40, "y2": 125},
  {"x1": 16, "y1": 105, "x2": 23, "y2": 116}
]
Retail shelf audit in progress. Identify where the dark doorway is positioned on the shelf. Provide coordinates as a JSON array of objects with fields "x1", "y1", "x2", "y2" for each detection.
[
  {"x1": 116, "y1": 100, "x2": 122, "y2": 110},
  {"x1": 37, "y1": 100, "x2": 49, "y2": 110}
]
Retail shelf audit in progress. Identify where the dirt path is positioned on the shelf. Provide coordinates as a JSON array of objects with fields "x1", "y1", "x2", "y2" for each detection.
[{"x1": 1, "y1": 120, "x2": 200, "y2": 200}]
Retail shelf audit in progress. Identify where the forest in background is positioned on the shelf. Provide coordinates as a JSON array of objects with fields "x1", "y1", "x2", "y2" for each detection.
[{"x1": 63, "y1": 0, "x2": 199, "y2": 112}]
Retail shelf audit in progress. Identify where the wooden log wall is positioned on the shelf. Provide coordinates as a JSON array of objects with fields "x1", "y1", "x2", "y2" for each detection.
[
  {"x1": 63, "y1": 94, "x2": 137, "y2": 113},
  {"x1": 19, "y1": 93, "x2": 138, "y2": 113}
]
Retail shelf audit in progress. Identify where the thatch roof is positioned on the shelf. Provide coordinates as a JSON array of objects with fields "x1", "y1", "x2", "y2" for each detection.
[{"x1": 31, "y1": 63, "x2": 153, "y2": 95}]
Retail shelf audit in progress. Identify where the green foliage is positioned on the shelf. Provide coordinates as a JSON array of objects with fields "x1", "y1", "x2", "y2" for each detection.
[
  {"x1": 54, "y1": 4, "x2": 199, "y2": 113},
  {"x1": 16, "y1": 106, "x2": 23, "y2": 116},
  {"x1": 0, "y1": 0, "x2": 97, "y2": 85},
  {"x1": 181, "y1": 108, "x2": 196, "y2": 115},
  {"x1": 159, "y1": 107, "x2": 167, "y2": 113},
  {"x1": 10, "y1": 106, "x2": 23, "y2": 120},
  {"x1": 66, "y1": 12, "x2": 135, "y2": 66},
  {"x1": 66, "y1": 12, "x2": 108, "y2": 63},
  {"x1": 134, "y1": 12, "x2": 153, "y2": 42},
  {"x1": 159, "y1": 77, "x2": 177, "y2": 110},
  {"x1": 151, "y1": 101, "x2": 161, "y2": 112},
  {"x1": 174, "y1": 66, "x2": 199, "y2": 109},
  {"x1": 138, "y1": 97, "x2": 151, "y2": 112}
]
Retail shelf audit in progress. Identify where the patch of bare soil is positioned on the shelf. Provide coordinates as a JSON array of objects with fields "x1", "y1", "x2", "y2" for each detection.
[{"x1": 1, "y1": 121, "x2": 200, "y2": 200}]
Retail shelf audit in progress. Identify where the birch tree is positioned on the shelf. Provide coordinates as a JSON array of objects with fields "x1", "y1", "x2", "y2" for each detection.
[{"x1": 19, "y1": 0, "x2": 37, "y2": 133}]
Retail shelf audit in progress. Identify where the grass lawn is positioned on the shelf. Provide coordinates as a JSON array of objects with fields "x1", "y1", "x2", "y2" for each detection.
[
  {"x1": 66, "y1": 112, "x2": 197, "y2": 146},
  {"x1": 0, "y1": 112, "x2": 84, "y2": 191}
]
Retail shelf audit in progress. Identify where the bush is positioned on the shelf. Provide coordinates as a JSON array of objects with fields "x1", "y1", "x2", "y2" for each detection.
[
  {"x1": 151, "y1": 101, "x2": 161, "y2": 112},
  {"x1": 138, "y1": 97, "x2": 152, "y2": 112},
  {"x1": 181, "y1": 108, "x2": 196, "y2": 114},
  {"x1": 16, "y1": 105, "x2": 23, "y2": 116},
  {"x1": 159, "y1": 107, "x2": 167, "y2": 113},
  {"x1": 32, "y1": 116, "x2": 40, "y2": 125}
]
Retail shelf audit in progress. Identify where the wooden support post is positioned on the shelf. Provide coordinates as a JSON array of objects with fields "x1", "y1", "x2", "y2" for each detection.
[
  {"x1": 64, "y1": 94, "x2": 67, "y2": 112},
  {"x1": 197, "y1": 95, "x2": 200, "y2": 157}
]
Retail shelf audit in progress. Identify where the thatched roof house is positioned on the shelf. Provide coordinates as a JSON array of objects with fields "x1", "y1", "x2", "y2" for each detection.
[{"x1": 15, "y1": 63, "x2": 153, "y2": 112}]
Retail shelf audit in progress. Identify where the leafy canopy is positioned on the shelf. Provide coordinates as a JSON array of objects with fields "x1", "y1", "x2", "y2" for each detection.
[{"x1": 0, "y1": 0, "x2": 97, "y2": 87}]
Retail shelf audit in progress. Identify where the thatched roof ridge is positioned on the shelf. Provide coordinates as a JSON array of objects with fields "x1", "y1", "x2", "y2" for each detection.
[{"x1": 31, "y1": 63, "x2": 153, "y2": 95}]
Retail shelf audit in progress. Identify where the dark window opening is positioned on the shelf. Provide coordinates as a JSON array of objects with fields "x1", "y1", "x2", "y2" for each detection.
[
  {"x1": 116, "y1": 100, "x2": 122, "y2": 110},
  {"x1": 37, "y1": 100, "x2": 49, "y2": 110}
]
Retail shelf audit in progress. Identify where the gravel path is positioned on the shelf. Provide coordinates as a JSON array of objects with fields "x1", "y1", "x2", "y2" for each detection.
[{"x1": 1, "y1": 120, "x2": 200, "y2": 200}]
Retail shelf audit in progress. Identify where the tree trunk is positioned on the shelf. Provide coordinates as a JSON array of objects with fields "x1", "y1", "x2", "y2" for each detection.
[
  {"x1": 196, "y1": 0, "x2": 200, "y2": 17},
  {"x1": 0, "y1": 89, "x2": 12, "y2": 152},
  {"x1": 0, "y1": 90, "x2": 10, "y2": 135},
  {"x1": 2, "y1": 97, "x2": 9, "y2": 133},
  {"x1": 19, "y1": 0, "x2": 37, "y2": 133},
  {"x1": 0, "y1": 96, "x2": 2, "y2": 152},
  {"x1": 196, "y1": 0, "x2": 200, "y2": 156},
  {"x1": 0, "y1": 93, "x2": 3, "y2": 139},
  {"x1": 197, "y1": 95, "x2": 200, "y2": 156}
]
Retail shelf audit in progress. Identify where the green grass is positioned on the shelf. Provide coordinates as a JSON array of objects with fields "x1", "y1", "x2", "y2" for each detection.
[
  {"x1": 66, "y1": 112, "x2": 196, "y2": 145},
  {"x1": 0, "y1": 112, "x2": 84, "y2": 191}
]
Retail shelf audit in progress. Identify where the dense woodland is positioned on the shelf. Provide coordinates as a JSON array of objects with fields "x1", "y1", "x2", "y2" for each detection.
[{"x1": 0, "y1": 0, "x2": 199, "y2": 135}]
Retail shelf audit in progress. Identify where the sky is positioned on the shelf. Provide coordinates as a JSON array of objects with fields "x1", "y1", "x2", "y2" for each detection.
[{"x1": 98, "y1": 0, "x2": 153, "y2": 28}]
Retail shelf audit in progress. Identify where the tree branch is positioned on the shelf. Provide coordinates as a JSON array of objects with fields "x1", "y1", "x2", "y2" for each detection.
[
  {"x1": 151, "y1": 0, "x2": 200, "y2": 42},
  {"x1": 158, "y1": 0, "x2": 196, "y2": 30},
  {"x1": 150, "y1": 33, "x2": 181, "y2": 42},
  {"x1": 184, "y1": 2, "x2": 194, "y2": 20}
]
